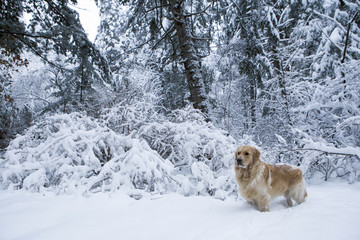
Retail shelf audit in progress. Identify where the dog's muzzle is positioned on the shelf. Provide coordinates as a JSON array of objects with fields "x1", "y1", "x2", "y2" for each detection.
[{"x1": 236, "y1": 157, "x2": 243, "y2": 167}]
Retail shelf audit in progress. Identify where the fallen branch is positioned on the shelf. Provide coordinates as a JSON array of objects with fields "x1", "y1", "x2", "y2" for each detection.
[{"x1": 278, "y1": 148, "x2": 360, "y2": 160}]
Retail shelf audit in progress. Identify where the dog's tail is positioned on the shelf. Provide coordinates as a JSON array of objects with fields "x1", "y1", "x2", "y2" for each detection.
[{"x1": 290, "y1": 170, "x2": 307, "y2": 204}]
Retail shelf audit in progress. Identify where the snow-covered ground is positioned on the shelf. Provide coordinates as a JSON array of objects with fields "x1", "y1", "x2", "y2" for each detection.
[{"x1": 1, "y1": 182, "x2": 360, "y2": 240}]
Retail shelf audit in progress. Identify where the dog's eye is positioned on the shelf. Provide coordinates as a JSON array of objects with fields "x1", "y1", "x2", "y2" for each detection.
[
  {"x1": 245, "y1": 152, "x2": 249, "y2": 155},
  {"x1": 238, "y1": 152, "x2": 241, "y2": 155}
]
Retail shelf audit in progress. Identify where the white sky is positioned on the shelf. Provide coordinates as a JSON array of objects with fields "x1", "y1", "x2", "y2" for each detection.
[{"x1": 70, "y1": 0, "x2": 100, "y2": 42}]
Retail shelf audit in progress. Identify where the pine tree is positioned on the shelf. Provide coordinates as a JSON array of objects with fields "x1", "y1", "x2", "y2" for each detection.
[{"x1": 1, "y1": 0, "x2": 111, "y2": 115}]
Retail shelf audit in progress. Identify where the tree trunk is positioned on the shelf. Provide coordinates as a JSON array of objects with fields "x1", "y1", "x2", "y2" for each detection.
[
  {"x1": 249, "y1": 76, "x2": 258, "y2": 127},
  {"x1": 170, "y1": 1, "x2": 208, "y2": 115}
]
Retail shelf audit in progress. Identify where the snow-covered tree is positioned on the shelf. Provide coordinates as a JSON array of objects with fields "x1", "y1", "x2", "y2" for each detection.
[
  {"x1": 1, "y1": 0, "x2": 112, "y2": 116},
  {"x1": 275, "y1": 0, "x2": 360, "y2": 182},
  {"x1": 97, "y1": 0, "x2": 216, "y2": 114}
]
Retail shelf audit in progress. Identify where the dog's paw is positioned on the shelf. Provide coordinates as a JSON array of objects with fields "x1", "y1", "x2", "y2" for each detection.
[{"x1": 258, "y1": 204, "x2": 270, "y2": 212}]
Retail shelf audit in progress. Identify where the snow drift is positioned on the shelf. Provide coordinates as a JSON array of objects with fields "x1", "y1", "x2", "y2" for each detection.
[{"x1": 1, "y1": 182, "x2": 360, "y2": 240}]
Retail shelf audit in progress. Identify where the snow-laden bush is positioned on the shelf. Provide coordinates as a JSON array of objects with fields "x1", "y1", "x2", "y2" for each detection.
[
  {"x1": 134, "y1": 107, "x2": 241, "y2": 199},
  {"x1": 102, "y1": 103, "x2": 243, "y2": 198},
  {"x1": 1, "y1": 107, "x2": 251, "y2": 199},
  {"x1": 300, "y1": 141, "x2": 360, "y2": 183},
  {"x1": 101, "y1": 94, "x2": 162, "y2": 136},
  {"x1": 137, "y1": 108, "x2": 236, "y2": 168},
  {"x1": 277, "y1": 128, "x2": 360, "y2": 183},
  {"x1": 0, "y1": 113, "x2": 175, "y2": 196}
]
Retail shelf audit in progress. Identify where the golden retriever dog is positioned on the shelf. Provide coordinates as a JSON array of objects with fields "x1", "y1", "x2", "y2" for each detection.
[{"x1": 234, "y1": 146, "x2": 307, "y2": 212}]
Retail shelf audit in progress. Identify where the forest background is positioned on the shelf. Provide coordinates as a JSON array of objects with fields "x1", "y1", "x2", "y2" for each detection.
[{"x1": 1, "y1": 0, "x2": 360, "y2": 197}]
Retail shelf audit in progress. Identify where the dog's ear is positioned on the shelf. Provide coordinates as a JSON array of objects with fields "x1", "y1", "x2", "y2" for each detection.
[
  {"x1": 235, "y1": 147, "x2": 240, "y2": 159},
  {"x1": 253, "y1": 147, "x2": 260, "y2": 161}
]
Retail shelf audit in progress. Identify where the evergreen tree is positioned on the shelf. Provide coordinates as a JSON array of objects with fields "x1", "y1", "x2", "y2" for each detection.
[
  {"x1": 1, "y1": 0, "x2": 111, "y2": 115},
  {"x1": 0, "y1": 0, "x2": 32, "y2": 149}
]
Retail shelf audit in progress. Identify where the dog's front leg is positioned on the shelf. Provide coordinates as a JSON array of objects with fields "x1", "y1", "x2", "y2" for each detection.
[{"x1": 247, "y1": 199, "x2": 257, "y2": 209}]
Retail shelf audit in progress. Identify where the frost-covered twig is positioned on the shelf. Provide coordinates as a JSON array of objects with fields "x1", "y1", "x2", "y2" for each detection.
[{"x1": 278, "y1": 148, "x2": 360, "y2": 160}]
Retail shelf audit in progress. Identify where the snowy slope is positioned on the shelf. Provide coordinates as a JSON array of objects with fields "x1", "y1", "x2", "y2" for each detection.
[{"x1": 1, "y1": 182, "x2": 360, "y2": 240}]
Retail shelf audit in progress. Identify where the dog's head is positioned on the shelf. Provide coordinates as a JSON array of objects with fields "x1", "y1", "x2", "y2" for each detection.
[{"x1": 235, "y1": 145, "x2": 260, "y2": 168}]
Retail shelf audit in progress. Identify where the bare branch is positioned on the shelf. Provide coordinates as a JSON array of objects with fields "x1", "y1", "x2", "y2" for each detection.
[
  {"x1": 11, "y1": 33, "x2": 65, "y2": 70},
  {"x1": 0, "y1": 31, "x2": 52, "y2": 39},
  {"x1": 145, "y1": 4, "x2": 170, "y2": 14},
  {"x1": 230, "y1": 0, "x2": 242, "y2": 14},
  {"x1": 184, "y1": 4, "x2": 212, "y2": 17},
  {"x1": 152, "y1": 24, "x2": 176, "y2": 50}
]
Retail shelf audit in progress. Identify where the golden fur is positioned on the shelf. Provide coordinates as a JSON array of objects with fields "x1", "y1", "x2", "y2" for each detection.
[{"x1": 234, "y1": 145, "x2": 307, "y2": 212}]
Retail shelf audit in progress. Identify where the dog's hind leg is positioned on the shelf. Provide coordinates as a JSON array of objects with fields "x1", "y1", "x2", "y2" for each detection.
[
  {"x1": 284, "y1": 190, "x2": 293, "y2": 207},
  {"x1": 257, "y1": 195, "x2": 271, "y2": 212},
  {"x1": 247, "y1": 199, "x2": 256, "y2": 206}
]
